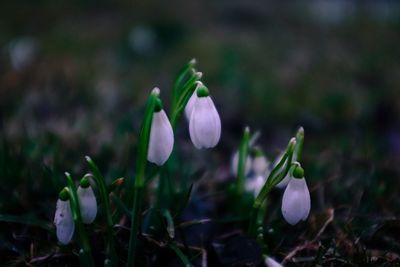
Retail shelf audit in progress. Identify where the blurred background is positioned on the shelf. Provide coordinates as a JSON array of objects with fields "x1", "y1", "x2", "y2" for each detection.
[{"x1": 1, "y1": 0, "x2": 400, "y2": 265}]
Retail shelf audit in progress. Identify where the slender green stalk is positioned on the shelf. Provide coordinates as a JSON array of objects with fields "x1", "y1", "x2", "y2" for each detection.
[
  {"x1": 170, "y1": 72, "x2": 202, "y2": 127},
  {"x1": 64, "y1": 172, "x2": 95, "y2": 267},
  {"x1": 236, "y1": 127, "x2": 251, "y2": 196},
  {"x1": 85, "y1": 157, "x2": 118, "y2": 265},
  {"x1": 168, "y1": 243, "x2": 193, "y2": 267},
  {"x1": 171, "y1": 58, "x2": 197, "y2": 110},
  {"x1": 127, "y1": 89, "x2": 159, "y2": 267},
  {"x1": 248, "y1": 138, "x2": 296, "y2": 237}
]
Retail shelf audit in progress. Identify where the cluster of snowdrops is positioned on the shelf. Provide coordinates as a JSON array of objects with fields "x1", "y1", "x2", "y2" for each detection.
[{"x1": 53, "y1": 59, "x2": 310, "y2": 267}]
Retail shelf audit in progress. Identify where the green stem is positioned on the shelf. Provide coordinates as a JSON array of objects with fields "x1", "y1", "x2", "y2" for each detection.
[
  {"x1": 171, "y1": 58, "x2": 197, "y2": 110},
  {"x1": 64, "y1": 172, "x2": 95, "y2": 267},
  {"x1": 85, "y1": 157, "x2": 118, "y2": 265},
  {"x1": 170, "y1": 72, "x2": 202, "y2": 128},
  {"x1": 293, "y1": 127, "x2": 304, "y2": 162},
  {"x1": 236, "y1": 127, "x2": 251, "y2": 196},
  {"x1": 248, "y1": 138, "x2": 296, "y2": 237},
  {"x1": 127, "y1": 90, "x2": 159, "y2": 267}
]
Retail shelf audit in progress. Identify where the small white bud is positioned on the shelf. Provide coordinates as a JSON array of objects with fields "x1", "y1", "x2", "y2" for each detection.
[
  {"x1": 281, "y1": 177, "x2": 311, "y2": 225},
  {"x1": 151, "y1": 87, "x2": 160, "y2": 96},
  {"x1": 148, "y1": 109, "x2": 174, "y2": 165},
  {"x1": 54, "y1": 199, "x2": 75, "y2": 245},
  {"x1": 231, "y1": 151, "x2": 252, "y2": 177},
  {"x1": 77, "y1": 186, "x2": 97, "y2": 224},
  {"x1": 252, "y1": 155, "x2": 270, "y2": 176},
  {"x1": 245, "y1": 175, "x2": 265, "y2": 197}
]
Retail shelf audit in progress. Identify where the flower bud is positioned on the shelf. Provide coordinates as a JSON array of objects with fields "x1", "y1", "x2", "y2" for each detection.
[
  {"x1": 77, "y1": 177, "x2": 97, "y2": 224},
  {"x1": 281, "y1": 173, "x2": 311, "y2": 225},
  {"x1": 54, "y1": 188, "x2": 75, "y2": 245},
  {"x1": 147, "y1": 90, "x2": 174, "y2": 165},
  {"x1": 252, "y1": 148, "x2": 270, "y2": 176},
  {"x1": 189, "y1": 82, "x2": 221, "y2": 149}
]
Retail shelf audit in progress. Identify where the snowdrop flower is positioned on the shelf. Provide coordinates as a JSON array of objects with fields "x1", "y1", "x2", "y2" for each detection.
[
  {"x1": 246, "y1": 175, "x2": 265, "y2": 197},
  {"x1": 54, "y1": 188, "x2": 75, "y2": 245},
  {"x1": 231, "y1": 150, "x2": 252, "y2": 177},
  {"x1": 252, "y1": 148, "x2": 270, "y2": 176},
  {"x1": 147, "y1": 88, "x2": 174, "y2": 165},
  {"x1": 265, "y1": 256, "x2": 283, "y2": 267},
  {"x1": 77, "y1": 176, "x2": 97, "y2": 224},
  {"x1": 189, "y1": 82, "x2": 221, "y2": 149},
  {"x1": 281, "y1": 164, "x2": 310, "y2": 225}
]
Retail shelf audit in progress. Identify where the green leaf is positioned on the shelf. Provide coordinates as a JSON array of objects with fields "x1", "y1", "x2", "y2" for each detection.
[{"x1": 168, "y1": 243, "x2": 193, "y2": 267}]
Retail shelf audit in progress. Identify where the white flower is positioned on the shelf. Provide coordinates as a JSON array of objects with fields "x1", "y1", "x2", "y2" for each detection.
[
  {"x1": 77, "y1": 185, "x2": 97, "y2": 224},
  {"x1": 54, "y1": 199, "x2": 75, "y2": 245},
  {"x1": 245, "y1": 175, "x2": 265, "y2": 197},
  {"x1": 231, "y1": 151, "x2": 252, "y2": 177},
  {"x1": 189, "y1": 84, "x2": 221, "y2": 149},
  {"x1": 147, "y1": 109, "x2": 174, "y2": 166},
  {"x1": 252, "y1": 154, "x2": 270, "y2": 176},
  {"x1": 265, "y1": 256, "x2": 283, "y2": 267},
  {"x1": 281, "y1": 177, "x2": 310, "y2": 225}
]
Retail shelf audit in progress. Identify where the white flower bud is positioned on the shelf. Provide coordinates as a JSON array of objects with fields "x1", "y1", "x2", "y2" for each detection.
[
  {"x1": 265, "y1": 256, "x2": 283, "y2": 267},
  {"x1": 54, "y1": 199, "x2": 75, "y2": 245},
  {"x1": 252, "y1": 155, "x2": 270, "y2": 176},
  {"x1": 147, "y1": 109, "x2": 174, "y2": 165},
  {"x1": 245, "y1": 175, "x2": 265, "y2": 197},
  {"x1": 189, "y1": 86, "x2": 221, "y2": 149},
  {"x1": 231, "y1": 151, "x2": 252, "y2": 177},
  {"x1": 77, "y1": 186, "x2": 97, "y2": 224},
  {"x1": 281, "y1": 177, "x2": 311, "y2": 225}
]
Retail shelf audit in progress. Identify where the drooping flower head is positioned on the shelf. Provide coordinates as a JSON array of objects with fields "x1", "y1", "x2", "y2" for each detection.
[
  {"x1": 281, "y1": 163, "x2": 311, "y2": 225},
  {"x1": 77, "y1": 175, "x2": 97, "y2": 224},
  {"x1": 54, "y1": 188, "x2": 75, "y2": 245},
  {"x1": 147, "y1": 87, "x2": 174, "y2": 165},
  {"x1": 252, "y1": 147, "x2": 270, "y2": 176},
  {"x1": 189, "y1": 82, "x2": 221, "y2": 149},
  {"x1": 245, "y1": 175, "x2": 266, "y2": 197}
]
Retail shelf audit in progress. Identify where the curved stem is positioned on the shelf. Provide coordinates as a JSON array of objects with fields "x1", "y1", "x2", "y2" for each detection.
[
  {"x1": 85, "y1": 157, "x2": 117, "y2": 265},
  {"x1": 65, "y1": 172, "x2": 95, "y2": 267},
  {"x1": 127, "y1": 91, "x2": 158, "y2": 267}
]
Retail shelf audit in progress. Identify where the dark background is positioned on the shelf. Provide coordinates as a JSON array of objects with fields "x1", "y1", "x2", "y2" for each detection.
[{"x1": 1, "y1": 1, "x2": 400, "y2": 266}]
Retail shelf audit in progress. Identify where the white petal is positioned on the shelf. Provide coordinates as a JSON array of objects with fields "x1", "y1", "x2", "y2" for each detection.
[
  {"x1": 231, "y1": 151, "x2": 252, "y2": 176},
  {"x1": 252, "y1": 156, "x2": 270, "y2": 176},
  {"x1": 147, "y1": 109, "x2": 174, "y2": 165},
  {"x1": 301, "y1": 178, "x2": 311, "y2": 221},
  {"x1": 189, "y1": 96, "x2": 221, "y2": 149},
  {"x1": 276, "y1": 175, "x2": 291, "y2": 188},
  {"x1": 184, "y1": 91, "x2": 196, "y2": 121},
  {"x1": 54, "y1": 199, "x2": 75, "y2": 245},
  {"x1": 246, "y1": 175, "x2": 266, "y2": 197},
  {"x1": 77, "y1": 186, "x2": 97, "y2": 224},
  {"x1": 281, "y1": 178, "x2": 310, "y2": 225},
  {"x1": 265, "y1": 257, "x2": 283, "y2": 267}
]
